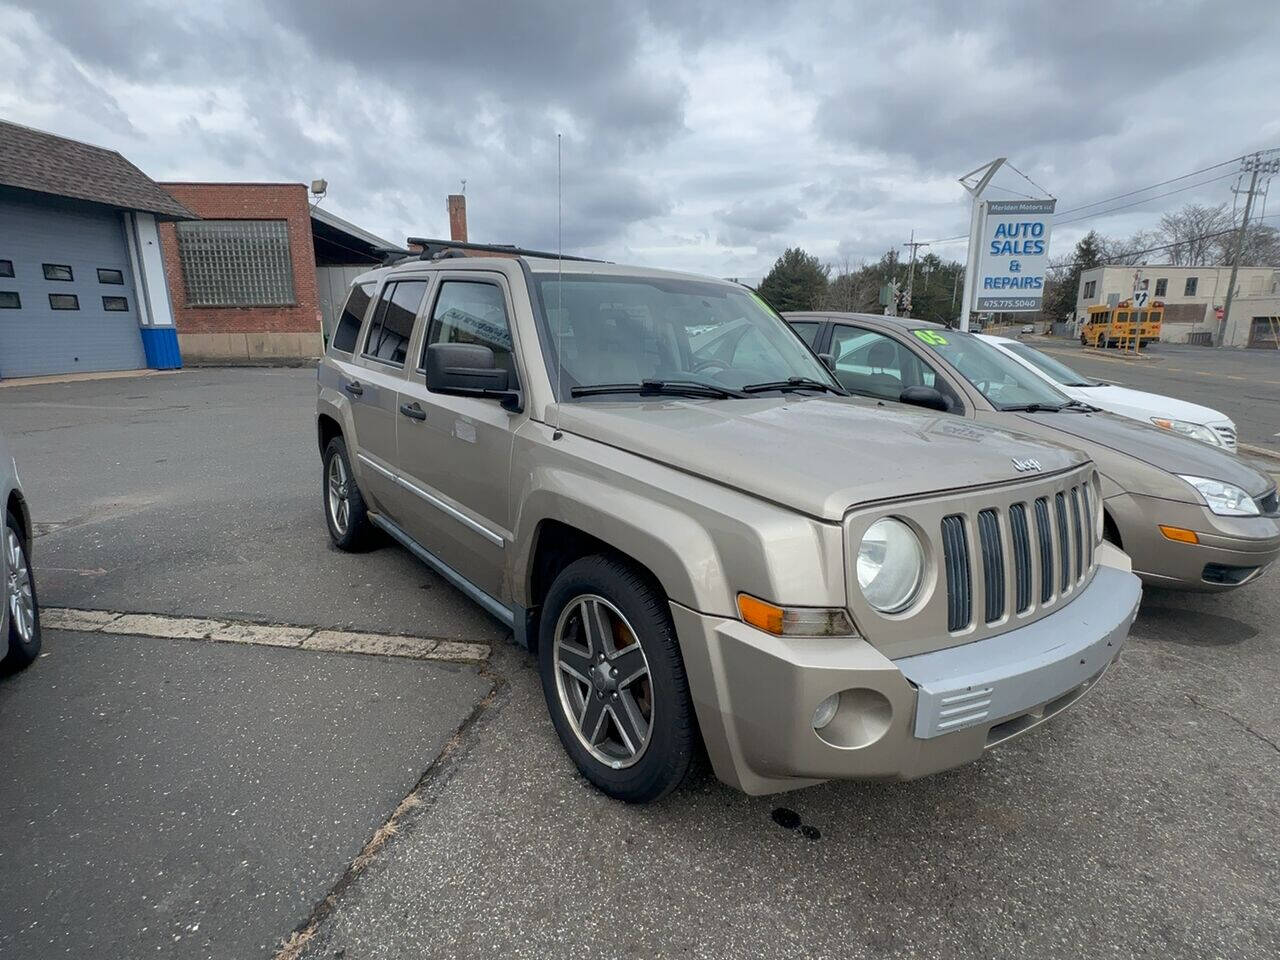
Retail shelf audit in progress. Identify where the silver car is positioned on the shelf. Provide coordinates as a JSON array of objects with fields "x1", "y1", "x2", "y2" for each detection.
[{"x1": 1, "y1": 433, "x2": 40, "y2": 670}]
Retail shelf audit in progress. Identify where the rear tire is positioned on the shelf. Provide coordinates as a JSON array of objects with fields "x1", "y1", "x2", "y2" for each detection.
[
  {"x1": 3, "y1": 511, "x2": 41, "y2": 671},
  {"x1": 538, "y1": 555, "x2": 696, "y2": 803},
  {"x1": 322, "y1": 436, "x2": 374, "y2": 550}
]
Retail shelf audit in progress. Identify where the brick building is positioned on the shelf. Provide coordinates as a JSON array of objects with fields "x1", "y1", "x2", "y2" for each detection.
[{"x1": 157, "y1": 182, "x2": 404, "y2": 363}]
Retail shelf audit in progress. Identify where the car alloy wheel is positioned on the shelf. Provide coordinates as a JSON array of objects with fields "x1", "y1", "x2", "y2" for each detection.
[
  {"x1": 327, "y1": 451, "x2": 351, "y2": 536},
  {"x1": 552, "y1": 594, "x2": 654, "y2": 769},
  {"x1": 5, "y1": 526, "x2": 35, "y2": 644}
]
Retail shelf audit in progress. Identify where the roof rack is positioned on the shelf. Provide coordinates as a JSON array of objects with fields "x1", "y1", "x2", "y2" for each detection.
[{"x1": 404, "y1": 237, "x2": 605, "y2": 263}]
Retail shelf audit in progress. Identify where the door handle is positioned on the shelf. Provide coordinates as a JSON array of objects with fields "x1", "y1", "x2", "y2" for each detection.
[
  {"x1": 343, "y1": 380, "x2": 364, "y2": 397},
  {"x1": 399, "y1": 402, "x2": 427, "y2": 421}
]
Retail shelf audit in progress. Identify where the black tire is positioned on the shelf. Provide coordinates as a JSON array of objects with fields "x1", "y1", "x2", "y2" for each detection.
[
  {"x1": 3, "y1": 510, "x2": 41, "y2": 671},
  {"x1": 322, "y1": 436, "x2": 374, "y2": 550},
  {"x1": 538, "y1": 555, "x2": 696, "y2": 803}
]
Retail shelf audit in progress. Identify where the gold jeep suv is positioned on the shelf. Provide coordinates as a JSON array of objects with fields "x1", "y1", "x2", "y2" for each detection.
[{"x1": 316, "y1": 252, "x2": 1141, "y2": 802}]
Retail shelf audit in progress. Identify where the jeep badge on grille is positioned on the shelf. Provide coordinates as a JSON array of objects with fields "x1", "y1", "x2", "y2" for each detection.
[{"x1": 1012, "y1": 457, "x2": 1042, "y2": 473}]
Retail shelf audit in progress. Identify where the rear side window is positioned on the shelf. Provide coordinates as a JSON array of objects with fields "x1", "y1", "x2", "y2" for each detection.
[
  {"x1": 790, "y1": 321, "x2": 820, "y2": 347},
  {"x1": 332, "y1": 282, "x2": 374, "y2": 354},
  {"x1": 363, "y1": 280, "x2": 428, "y2": 366}
]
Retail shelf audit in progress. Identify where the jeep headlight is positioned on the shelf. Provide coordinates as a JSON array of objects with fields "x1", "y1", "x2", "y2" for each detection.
[
  {"x1": 1177, "y1": 475, "x2": 1260, "y2": 517},
  {"x1": 1152, "y1": 418, "x2": 1222, "y2": 447},
  {"x1": 857, "y1": 518, "x2": 925, "y2": 613}
]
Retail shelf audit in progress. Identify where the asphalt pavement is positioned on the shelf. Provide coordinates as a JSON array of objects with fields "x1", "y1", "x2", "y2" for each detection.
[
  {"x1": 0, "y1": 369, "x2": 505, "y2": 643},
  {"x1": 1031, "y1": 339, "x2": 1280, "y2": 455},
  {"x1": 0, "y1": 629, "x2": 490, "y2": 959}
]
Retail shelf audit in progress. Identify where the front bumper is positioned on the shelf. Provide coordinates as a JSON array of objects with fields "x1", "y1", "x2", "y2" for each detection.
[
  {"x1": 671, "y1": 563, "x2": 1141, "y2": 796},
  {"x1": 1106, "y1": 491, "x2": 1280, "y2": 590}
]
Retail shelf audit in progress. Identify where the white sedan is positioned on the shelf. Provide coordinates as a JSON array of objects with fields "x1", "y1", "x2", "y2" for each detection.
[{"x1": 977, "y1": 334, "x2": 1238, "y2": 451}]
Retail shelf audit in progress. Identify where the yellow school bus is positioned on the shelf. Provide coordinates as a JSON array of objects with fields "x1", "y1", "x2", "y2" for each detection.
[{"x1": 1081, "y1": 300, "x2": 1163, "y2": 347}]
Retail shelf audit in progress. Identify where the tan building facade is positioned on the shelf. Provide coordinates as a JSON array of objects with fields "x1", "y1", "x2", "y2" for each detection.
[{"x1": 1074, "y1": 263, "x2": 1277, "y2": 344}]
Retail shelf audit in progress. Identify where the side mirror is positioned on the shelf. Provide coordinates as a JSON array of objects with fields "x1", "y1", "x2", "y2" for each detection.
[
  {"x1": 899, "y1": 385, "x2": 950, "y2": 412},
  {"x1": 425, "y1": 342, "x2": 522, "y2": 411},
  {"x1": 819, "y1": 353, "x2": 836, "y2": 372}
]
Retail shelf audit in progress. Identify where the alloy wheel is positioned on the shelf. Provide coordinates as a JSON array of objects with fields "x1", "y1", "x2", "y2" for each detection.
[
  {"x1": 553, "y1": 594, "x2": 654, "y2": 769},
  {"x1": 327, "y1": 453, "x2": 350, "y2": 536},
  {"x1": 5, "y1": 527, "x2": 35, "y2": 643}
]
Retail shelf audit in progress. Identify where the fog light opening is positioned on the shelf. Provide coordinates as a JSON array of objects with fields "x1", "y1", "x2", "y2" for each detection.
[
  {"x1": 811, "y1": 694, "x2": 839, "y2": 730},
  {"x1": 811, "y1": 688, "x2": 894, "y2": 750}
]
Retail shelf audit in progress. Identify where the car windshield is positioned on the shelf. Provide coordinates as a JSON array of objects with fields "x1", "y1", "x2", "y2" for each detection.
[
  {"x1": 914, "y1": 329, "x2": 1070, "y2": 410},
  {"x1": 532, "y1": 273, "x2": 837, "y2": 398},
  {"x1": 1004, "y1": 342, "x2": 1096, "y2": 387}
]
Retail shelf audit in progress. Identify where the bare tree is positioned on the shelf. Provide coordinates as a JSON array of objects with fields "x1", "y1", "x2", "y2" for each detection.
[
  {"x1": 1100, "y1": 229, "x2": 1162, "y2": 265},
  {"x1": 1158, "y1": 203, "x2": 1232, "y2": 265}
]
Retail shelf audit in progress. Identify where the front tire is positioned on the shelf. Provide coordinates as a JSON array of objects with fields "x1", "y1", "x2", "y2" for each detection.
[
  {"x1": 3, "y1": 511, "x2": 41, "y2": 671},
  {"x1": 538, "y1": 555, "x2": 696, "y2": 803},
  {"x1": 322, "y1": 436, "x2": 373, "y2": 550}
]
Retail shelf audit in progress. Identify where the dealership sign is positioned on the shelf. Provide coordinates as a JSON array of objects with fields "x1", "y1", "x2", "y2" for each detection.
[{"x1": 973, "y1": 199, "x2": 1056, "y2": 312}]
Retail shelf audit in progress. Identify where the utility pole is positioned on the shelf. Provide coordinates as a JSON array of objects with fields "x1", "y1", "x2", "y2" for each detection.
[
  {"x1": 1217, "y1": 151, "x2": 1280, "y2": 347},
  {"x1": 902, "y1": 230, "x2": 929, "y2": 319}
]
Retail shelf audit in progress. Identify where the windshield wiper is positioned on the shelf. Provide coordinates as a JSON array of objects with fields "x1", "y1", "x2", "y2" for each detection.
[
  {"x1": 570, "y1": 379, "x2": 747, "y2": 399},
  {"x1": 1001, "y1": 402, "x2": 1063, "y2": 413},
  {"x1": 1061, "y1": 399, "x2": 1100, "y2": 412},
  {"x1": 742, "y1": 376, "x2": 847, "y2": 396}
]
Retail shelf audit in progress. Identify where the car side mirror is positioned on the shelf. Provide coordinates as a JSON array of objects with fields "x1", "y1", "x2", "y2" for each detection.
[
  {"x1": 819, "y1": 353, "x2": 836, "y2": 372},
  {"x1": 425, "y1": 342, "x2": 522, "y2": 412},
  {"x1": 899, "y1": 385, "x2": 950, "y2": 412}
]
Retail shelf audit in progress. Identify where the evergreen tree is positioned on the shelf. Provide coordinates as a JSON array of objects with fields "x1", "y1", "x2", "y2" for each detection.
[
  {"x1": 1044, "y1": 231, "x2": 1103, "y2": 322},
  {"x1": 758, "y1": 247, "x2": 830, "y2": 311}
]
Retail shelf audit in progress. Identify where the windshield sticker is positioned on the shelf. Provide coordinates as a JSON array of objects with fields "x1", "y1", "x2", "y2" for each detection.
[{"x1": 913, "y1": 329, "x2": 948, "y2": 346}]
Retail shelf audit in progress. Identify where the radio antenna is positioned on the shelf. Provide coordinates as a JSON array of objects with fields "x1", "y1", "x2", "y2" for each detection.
[{"x1": 553, "y1": 132, "x2": 564, "y2": 438}]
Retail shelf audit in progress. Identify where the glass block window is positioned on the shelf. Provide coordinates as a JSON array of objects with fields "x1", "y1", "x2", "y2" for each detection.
[{"x1": 175, "y1": 219, "x2": 296, "y2": 307}]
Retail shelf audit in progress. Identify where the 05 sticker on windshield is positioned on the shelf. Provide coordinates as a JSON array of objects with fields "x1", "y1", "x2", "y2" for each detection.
[{"x1": 913, "y1": 330, "x2": 948, "y2": 346}]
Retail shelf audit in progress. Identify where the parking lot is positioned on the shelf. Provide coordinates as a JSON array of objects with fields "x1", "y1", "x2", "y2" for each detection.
[{"x1": 2, "y1": 368, "x2": 1279, "y2": 959}]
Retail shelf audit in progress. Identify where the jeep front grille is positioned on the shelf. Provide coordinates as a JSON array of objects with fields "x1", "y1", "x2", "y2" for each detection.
[
  {"x1": 940, "y1": 515, "x2": 971, "y2": 632},
  {"x1": 937, "y1": 473, "x2": 1097, "y2": 634}
]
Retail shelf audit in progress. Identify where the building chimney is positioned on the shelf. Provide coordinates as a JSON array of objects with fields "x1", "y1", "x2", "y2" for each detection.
[{"x1": 447, "y1": 194, "x2": 467, "y2": 243}]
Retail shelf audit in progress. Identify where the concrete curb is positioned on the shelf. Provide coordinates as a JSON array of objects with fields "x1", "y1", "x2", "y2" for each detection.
[
  {"x1": 1239, "y1": 442, "x2": 1280, "y2": 464},
  {"x1": 42, "y1": 608, "x2": 490, "y2": 663}
]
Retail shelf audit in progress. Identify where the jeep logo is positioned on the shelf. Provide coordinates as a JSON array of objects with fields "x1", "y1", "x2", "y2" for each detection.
[{"x1": 1012, "y1": 457, "x2": 1042, "y2": 473}]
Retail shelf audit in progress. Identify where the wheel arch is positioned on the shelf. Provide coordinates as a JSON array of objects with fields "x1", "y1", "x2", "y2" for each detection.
[
  {"x1": 6, "y1": 488, "x2": 32, "y2": 545},
  {"x1": 317, "y1": 412, "x2": 343, "y2": 456}
]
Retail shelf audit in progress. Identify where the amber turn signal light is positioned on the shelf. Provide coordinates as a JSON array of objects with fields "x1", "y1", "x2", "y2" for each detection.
[{"x1": 1158, "y1": 525, "x2": 1199, "y2": 544}]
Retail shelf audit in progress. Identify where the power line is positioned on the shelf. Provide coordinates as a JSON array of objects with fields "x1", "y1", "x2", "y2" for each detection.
[
  {"x1": 1055, "y1": 169, "x2": 1242, "y2": 226},
  {"x1": 1045, "y1": 211, "x2": 1279, "y2": 272},
  {"x1": 1054, "y1": 156, "x2": 1241, "y2": 217}
]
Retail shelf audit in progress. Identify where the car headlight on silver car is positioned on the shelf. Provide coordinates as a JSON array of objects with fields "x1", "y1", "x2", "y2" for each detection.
[
  {"x1": 857, "y1": 518, "x2": 925, "y2": 612},
  {"x1": 1151, "y1": 417, "x2": 1222, "y2": 447},
  {"x1": 1177, "y1": 475, "x2": 1260, "y2": 517}
]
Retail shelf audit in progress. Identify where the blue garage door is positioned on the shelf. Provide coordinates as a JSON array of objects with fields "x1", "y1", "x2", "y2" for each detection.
[{"x1": 0, "y1": 193, "x2": 147, "y2": 378}]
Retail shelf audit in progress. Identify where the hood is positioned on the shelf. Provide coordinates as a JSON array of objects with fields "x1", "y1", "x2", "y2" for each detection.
[
  {"x1": 1014, "y1": 409, "x2": 1271, "y2": 497},
  {"x1": 555, "y1": 396, "x2": 1087, "y2": 521},
  {"x1": 1074, "y1": 383, "x2": 1230, "y2": 427}
]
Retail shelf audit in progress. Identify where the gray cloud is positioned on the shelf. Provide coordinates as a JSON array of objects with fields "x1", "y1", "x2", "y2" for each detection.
[{"x1": 2, "y1": 0, "x2": 1276, "y2": 279}]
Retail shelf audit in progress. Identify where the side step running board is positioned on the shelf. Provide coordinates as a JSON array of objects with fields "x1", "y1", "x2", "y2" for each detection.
[{"x1": 368, "y1": 513, "x2": 515, "y2": 629}]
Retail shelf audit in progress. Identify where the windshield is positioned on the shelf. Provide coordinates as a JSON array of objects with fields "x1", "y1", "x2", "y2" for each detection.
[
  {"x1": 532, "y1": 274, "x2": 837, "y2": 398},
  {"x1": 914, "y1": 329, "x2": 1070, "y2": 410},
  {"x1": 1004, "y1": 342, "x2": 1096, "y2": 387}
]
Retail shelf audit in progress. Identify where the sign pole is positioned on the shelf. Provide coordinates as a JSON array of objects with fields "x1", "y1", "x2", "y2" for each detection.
[{"x1": 957, "y1": 158, "x2": 1005, "y2": 331}]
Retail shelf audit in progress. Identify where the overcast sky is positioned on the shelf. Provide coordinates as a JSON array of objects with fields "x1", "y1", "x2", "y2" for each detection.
[{"x1": 3, "y1": 1, "x2": 1278, "y2": 280}]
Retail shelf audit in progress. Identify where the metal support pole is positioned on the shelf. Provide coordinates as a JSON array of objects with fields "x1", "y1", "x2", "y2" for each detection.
[{"x1": 957, "y1": 158, "x2": 1005, "y2": 331}]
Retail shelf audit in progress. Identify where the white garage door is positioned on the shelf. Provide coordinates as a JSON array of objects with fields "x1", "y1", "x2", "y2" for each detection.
[{"x1": 0, "y1": 193, "x2": 147, "y2": 379}]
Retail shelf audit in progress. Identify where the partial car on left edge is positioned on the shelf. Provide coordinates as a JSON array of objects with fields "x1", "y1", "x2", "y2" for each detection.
[{"x1": 1, "y1": 433, "x2": 40, "y2": 671}]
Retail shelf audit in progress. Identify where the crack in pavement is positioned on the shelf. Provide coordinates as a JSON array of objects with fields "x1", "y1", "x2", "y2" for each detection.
[{"x1": 1186, "y1": 693, "x2": 1280, "y2": 756}]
